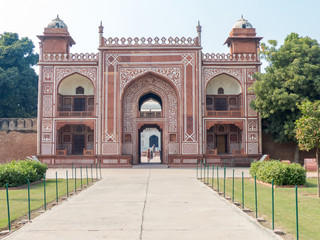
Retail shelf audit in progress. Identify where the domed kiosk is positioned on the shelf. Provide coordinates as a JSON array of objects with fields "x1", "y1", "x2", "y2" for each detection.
[{"x1": 47, "y1": 15, "x2": 68, "y2": 29}]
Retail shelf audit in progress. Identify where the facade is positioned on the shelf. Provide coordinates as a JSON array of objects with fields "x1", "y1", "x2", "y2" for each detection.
[{"x1": 37, "y1": 16, "x2": 262, "y2": 167}]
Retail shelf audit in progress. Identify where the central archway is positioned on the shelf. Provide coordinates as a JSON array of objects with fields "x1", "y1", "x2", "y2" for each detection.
[{"x1": 121, "y1": 74, "x2": 179, "y2": 165}]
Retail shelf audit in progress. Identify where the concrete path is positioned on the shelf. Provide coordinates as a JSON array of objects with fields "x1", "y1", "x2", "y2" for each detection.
[{"x1": 4, "y1": 168, "x2": 281, "y2": 240}]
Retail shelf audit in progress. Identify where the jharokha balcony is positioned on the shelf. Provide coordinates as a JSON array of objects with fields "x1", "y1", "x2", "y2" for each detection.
[
  {"x1": 205, "y1": 109, "x2": 242, "y2": 117},
  {"x1": 58, "y1": 110, "x2": 94, "y2": 117}
]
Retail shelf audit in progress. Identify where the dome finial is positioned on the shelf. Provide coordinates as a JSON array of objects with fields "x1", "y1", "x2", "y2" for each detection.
[
  {"x1": 233, "y1": 15, "x2": 253, "y2": 29},
  {"x1": 47, "y1": 15, "x2": 68, "y2": 29}
]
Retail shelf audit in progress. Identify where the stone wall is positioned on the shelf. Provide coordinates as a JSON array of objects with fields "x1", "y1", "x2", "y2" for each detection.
[
  {"x1": 0, "y1": 118, "x2": 37, "y2": 131},
  {"x1": 0, "y1": 118, "x2": 37, "y2": 163},
  {"x1": 262, "y1": 133, "x2": 316, "y2": 165}
]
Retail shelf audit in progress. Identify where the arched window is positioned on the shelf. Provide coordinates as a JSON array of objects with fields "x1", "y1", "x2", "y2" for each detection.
[
  {"x1": 76, "y1": 86, "x2": 84, "y2": 94},
  {"x1": 218, "y1": 87, "x2": 224, "y2": 94}
]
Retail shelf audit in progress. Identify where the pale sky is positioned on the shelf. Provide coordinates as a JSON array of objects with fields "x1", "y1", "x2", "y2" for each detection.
[{"x1": 1, "y1": 0, "x2": 319, "y2": 60}]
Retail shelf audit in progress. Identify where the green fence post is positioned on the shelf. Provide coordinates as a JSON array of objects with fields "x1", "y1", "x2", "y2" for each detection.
[
  {"x1": 66, "y1": 170, "x2": 69, "y2": 197},
  {"x1": 86, "y1": 165, "x2": 89, "y2": 186},
  {"x1": 295, "y1": 186, "x2": 299, "y2": 240},
  {"x1": 272, "y1": 179, "x2": 274, "y2": 230},
  {"x1": 203, "y1": 162, "x2": 206, "y2": 183},
  {"x1": 91, "y1": 164, "x2": 93, "y2": 183},
  {"x1": 5, "y1": 183, "x2": 11, "y2": 231},
  {"x1": 99, "y1": 163, "x2": 102, "y2": 179},
  {"x1": 27, "y1": 179, "x2": 30, "y2": 220},
  {"x1": 242, "y1": 171, "x2": 244, "y2": 209},
  {"x1": 200, "y1": 159, "x2": 202, "y2": 180},
  {"x1": 80, "y1": 166, "x2": 83, "y2": 189},
  {"x1": 96, "y1": 163, "x2": 98, "y2": 180},
  {"x1": 232, "y1": 169, "x2": 234, "y2": 202},
  {"x1": 223, "y1": 166, "x2": 226, "y2": 197},
  {"x1": 55, "y1": 172, "x2": 58, "y2": 202},
  {"x1": 75, "y1": 167, "x2": 77, "y2": 193},
  {"x1": 43, "y1": 174, "x2": 46, "y2": 211},
  {"x1": 217, "y1": 165, "x2": 219, "y2": 193},
  {"x1": 196, "y1": 160, "x2": 198, "y2": 179},
  {"x1": 72, "y1": 162, "x2": 74, "y2": 179},
  {"x1": 212, "y1": 164, "x2": 214, "y2": 189},
  {"x1": 255, "y1": 175, "x2": 257, "y2": 218},
  {"x1": 207, "y1": 163, "x2": 210, "y2": 185}
]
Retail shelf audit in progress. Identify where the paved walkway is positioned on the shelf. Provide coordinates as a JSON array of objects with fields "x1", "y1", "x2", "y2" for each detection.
[{"x1": 4, "y1": 168, "x2": 281, "y2": 240}]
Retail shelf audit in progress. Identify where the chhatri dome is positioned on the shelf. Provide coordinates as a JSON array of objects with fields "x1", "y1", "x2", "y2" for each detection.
[
  {"x1": 232, "y1": 15, "x2": 253, "y2": 29},
  {"x1": 47, "y1": 15, "x2": 68, "y2": 29}
]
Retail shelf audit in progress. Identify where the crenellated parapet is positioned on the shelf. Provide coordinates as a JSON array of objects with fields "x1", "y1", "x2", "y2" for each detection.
[
  {"x1": 102, "y1": 36, "x2": 200, "y2": 48},
  {"x1": 41, "y1": 53, "x2": 98, "y2": 62},
  {"x1": 0, "y1": 118, "x2": 37, "y2": 131},
  {"x1": 202, "y1": 53, "x2": 259, "y2": 63}
]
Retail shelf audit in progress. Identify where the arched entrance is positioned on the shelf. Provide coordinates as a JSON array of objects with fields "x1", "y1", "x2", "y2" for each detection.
[
  {"x1": 121, "y1": 74, "x2": 179, "y2": 165},
  {"x1": 139, "y1": 124, "x2": 162, "y2": 163}
]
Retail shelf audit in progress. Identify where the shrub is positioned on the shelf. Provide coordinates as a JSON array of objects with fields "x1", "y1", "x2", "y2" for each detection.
[
  {"x1": 249, "y1": 160, "x2": 306, "y2": 186},
  {"x1": 0, "y1": 160, "x2": 48, "y2": 187}
]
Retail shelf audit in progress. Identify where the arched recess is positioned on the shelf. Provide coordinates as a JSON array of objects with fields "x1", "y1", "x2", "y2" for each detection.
[
  {"x1": 121, "y1": 74, "x2": 179, "y2": 164},
  {"x1": 205, "y1": 73, "x2": 242, "y2": 112},
  {"x1": 57, "y1": 73, "x2": 95, "y2": 116}
]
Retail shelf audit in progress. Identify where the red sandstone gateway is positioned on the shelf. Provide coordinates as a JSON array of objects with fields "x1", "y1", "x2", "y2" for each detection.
[{"x1": 36, "y1": 16, "x2": 262, "y2": 167}]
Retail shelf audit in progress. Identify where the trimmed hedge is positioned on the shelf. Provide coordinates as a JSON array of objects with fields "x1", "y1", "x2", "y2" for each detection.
[
  {"x1": 0, "y1": 160, "x2": 48, "y2": 187},
  {"x1": 249, "y1": 160, "x2": 306, "y2": 186}
]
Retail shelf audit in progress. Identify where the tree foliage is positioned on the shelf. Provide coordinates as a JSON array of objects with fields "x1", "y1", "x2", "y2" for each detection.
[
  {"x1": 0, "y1": 32, "x2": 38, "y2": 118},
  {"x1": 295, "y1": 100, "x2": 320, "y2": 197},
  {"x1": 295, "y1": 100, "x2": 320, "y2": 151},
  {"x1": 251, "y1": 33, "x2": 320, "y2": 142}
]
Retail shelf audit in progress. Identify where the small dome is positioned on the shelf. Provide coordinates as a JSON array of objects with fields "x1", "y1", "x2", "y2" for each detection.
[
  {"x1": 233, "y1": 15, "x2": 253, "y2": 29},
  {"x1": 47, "y1": 15, "x2": 68, "y2": 29}
]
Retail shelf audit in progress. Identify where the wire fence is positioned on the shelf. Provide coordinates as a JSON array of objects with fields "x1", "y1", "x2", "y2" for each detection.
[
  {"x1": 196, "y1": 160, "x2": 306, "y2": 240},
  {"x1": 1, "y1": 163, "x2": 102, "y2": 232}
]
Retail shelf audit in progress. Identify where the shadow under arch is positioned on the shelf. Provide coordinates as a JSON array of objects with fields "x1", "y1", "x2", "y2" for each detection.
[
  {"x1": 205, "y1": 72, "x2": 243, "y2": 94},
  {"x1": 57, "y1": 72, "x2": 95, "y2": 93}
]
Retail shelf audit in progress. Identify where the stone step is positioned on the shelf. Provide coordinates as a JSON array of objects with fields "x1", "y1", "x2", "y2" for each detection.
[{"x1": 132, "y1": 163, "x2": 168, "y2": 169}]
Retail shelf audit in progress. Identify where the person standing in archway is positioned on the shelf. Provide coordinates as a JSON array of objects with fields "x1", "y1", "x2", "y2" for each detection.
[{"x1": 147, "y1": 148, "x2": 151, "y2": 162}]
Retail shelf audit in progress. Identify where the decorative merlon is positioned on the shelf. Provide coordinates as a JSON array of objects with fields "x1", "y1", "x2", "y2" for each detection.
[
  {"x1": 103, "y1": 36, "x2": 200, "y2": 47},
  {"x1": 202, "y1": 53, "x2": 258, "y2": 62},
  {"x1": 42, "y1": 53, "x2": 98, "y2": 62}
]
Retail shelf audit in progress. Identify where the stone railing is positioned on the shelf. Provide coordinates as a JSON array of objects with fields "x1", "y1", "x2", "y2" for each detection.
[
  {"x1": 202, "y1": 53, "x2": 258, "y2": 62},
  {"x1": 42, "y1": 53, "x2": 98, "y2": 62},
  {"x1": 0, "y1": 118, "x2": 37, "y2": 131},
  {"x1": 103, "y1": 36, "x2": 200, "y2": 47}
]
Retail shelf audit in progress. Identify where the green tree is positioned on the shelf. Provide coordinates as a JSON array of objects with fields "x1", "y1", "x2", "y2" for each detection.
[
  {"x1": 295, "y1": 100, "x2": 320, "y2": 197},
  {"x1": 251, "y1": 33, "x2": 320, "y2": 161},
  {"x1": 0, "y1": 32, "x2": 38, "y2": 117}
]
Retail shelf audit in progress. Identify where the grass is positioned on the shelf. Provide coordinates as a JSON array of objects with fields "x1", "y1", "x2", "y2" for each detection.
[
  {"x1": 0, "y1": 178, "x2": 93, "y2": 230},
  {"x1": 200, "y1": 172, "x2": 320, "y2": 240}
]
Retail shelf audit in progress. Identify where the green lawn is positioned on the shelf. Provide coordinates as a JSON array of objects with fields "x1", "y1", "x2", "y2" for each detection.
[
  {"x1": 0, "y1": 178, "x2": 91, "y2": 230},
  {"x1": 201, "y1": 174, "x2": 320, "y2": 240}
]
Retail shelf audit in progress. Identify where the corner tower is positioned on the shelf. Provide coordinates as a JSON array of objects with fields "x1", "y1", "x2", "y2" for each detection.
[
  {"x1": 37, "y1": 15, "x2": 75, "y2": 55},
  {"x1": 224, "y1": 16, "x2": 262, "y2": 55}
]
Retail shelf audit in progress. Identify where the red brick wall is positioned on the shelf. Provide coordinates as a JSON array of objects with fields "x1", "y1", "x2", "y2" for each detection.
[
  {"x1": 262, "y1": 133, "x2": 316, "y2": 164},
  {"x1": 0, "y1": 131, "x2": 37, "y2": 163}
]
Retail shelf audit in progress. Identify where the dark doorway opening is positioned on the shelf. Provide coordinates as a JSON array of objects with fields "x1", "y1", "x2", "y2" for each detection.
[
  {"x1": 216, "y1": 134, "x2": 227, "y2": 154},
  {"x1": 73, "y1": 135, "x2": 85, "y2": 155}
]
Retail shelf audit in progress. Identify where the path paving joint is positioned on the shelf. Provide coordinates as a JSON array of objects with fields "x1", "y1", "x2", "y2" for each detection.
[{"x1": 4, "y1": 168, "x2": 282, "y2": 240}]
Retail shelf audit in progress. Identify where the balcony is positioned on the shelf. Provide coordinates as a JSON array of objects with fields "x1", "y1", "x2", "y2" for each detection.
[
  {"x1": 139, "y1": 112, "x2": 162, "y2": 118},
  {"x1": 205, "y1": 110, "x2": 242, "y2": 117},
  {"x1": 58, "y1": 111, "x2": 94, "y2": 117}
]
